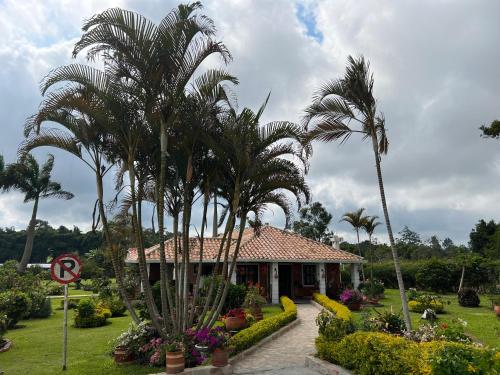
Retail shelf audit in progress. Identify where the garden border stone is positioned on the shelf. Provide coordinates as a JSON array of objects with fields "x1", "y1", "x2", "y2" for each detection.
[{"x1": 305, "y1": 355, "x2": 352, "y2": 375}]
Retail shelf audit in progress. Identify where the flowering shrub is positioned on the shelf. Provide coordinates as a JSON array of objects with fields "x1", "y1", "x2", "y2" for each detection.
[
  {"x1": 192, "y1": 327, "x2": 230, "y2": 350},
  {"x1": 339, "y1": 289, "x2": 363, "y2": 305},
  {"x1": 112, "y1": 321, "x2": 157, "y2": 358},
  {"x1": 139, "y1": 337, "x2": 166, "y2": 366},
  {"x1": 408, "y1": 294, "x2": 445, "y2": 313},
  {"x1": 404, "y1": 319, "x2": 472, "y2": 344},
  {"x1": 364, "y1": 309, "x2": 405, "y2": 334},
  {"x1": 313, "y1": 293, "x2": 352, "y2": 321}
]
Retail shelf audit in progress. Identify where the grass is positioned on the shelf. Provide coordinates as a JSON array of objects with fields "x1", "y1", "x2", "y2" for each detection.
[
  {"x1": 0, "y1": 297, "x2": 151, "y2": 375},
  {"x1": 351, "y1": 289, "x2": 500, "y2": 347}
]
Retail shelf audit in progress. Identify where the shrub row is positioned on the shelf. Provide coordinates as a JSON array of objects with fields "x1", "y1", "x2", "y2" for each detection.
[
  {"x1": 316, "y1": 331, "x2": 500, "y2": 375},
  {"x1": 371, "y1": 258, "x2": 500, "y2": 293},
  {"x1": 228, "y1": 296, "x2": 296, "y2": 355},
  {"x1": 408, "y1": 299, "x2": 445, "y2": 314},
  {"x1": 312, "y1": 293, "x2": 352, "y2": 321}
]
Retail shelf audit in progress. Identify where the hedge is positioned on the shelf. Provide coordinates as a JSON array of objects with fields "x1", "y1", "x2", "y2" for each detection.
[
  {"x1": 408, "y1": 299, "x2": 445, "y2": 314},
  {"x1": 312, "y1": 293, "x2": 352, "y2": 321},
  {"x1": 316, "y1": 331, "x2": 500, "y2": 375},
  {"x1": 228, "y1": 296, "x2": 296, "y2": 355}
]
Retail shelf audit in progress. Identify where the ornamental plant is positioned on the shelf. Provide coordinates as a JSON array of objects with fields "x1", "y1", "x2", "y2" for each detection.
[
  {"x1": 458, "y1": 288, "x2": 480, "y2": 307},
  {"x1": 340, "y1": 289, "x2": 363, "y2": 305},
  {"x1": 192, "y1": 327, "x2": 230, "y2": 350},
  {"x1": 139, "y1": 337, "x2": 166, "y2": 366},
  {"x1": 224, "y1": 308, "x2": 246, "y2": 320},
  {"x1": 243, "y1": 287, "x2": 266, "y2": 309}
]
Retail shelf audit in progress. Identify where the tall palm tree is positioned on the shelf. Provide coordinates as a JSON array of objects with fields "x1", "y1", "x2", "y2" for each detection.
[
  {"x1": 0, "y1": 154, "x2": 73, "y2": 273},
  {"x1": 340, "y1": 208, "x2": 368, "y2": 280},
  {"x1": 362, "y1": 215, "x2": 381, "y2": 282},
  {"x1": 304, "y1": 55, "x2": 412, "y2": 330}
]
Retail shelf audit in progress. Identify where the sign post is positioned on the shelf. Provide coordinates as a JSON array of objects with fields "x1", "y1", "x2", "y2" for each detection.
[{"x1": 50, "y1": 254, "x2": 82, "y2": 371}]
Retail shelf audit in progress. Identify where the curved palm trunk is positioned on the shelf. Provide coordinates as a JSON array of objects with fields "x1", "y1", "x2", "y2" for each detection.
[
  {"x1": 368, "y1": 234, "x2": 374, "y2": 282},
  {"x1": 370, "y1": 135, "x2": 412, "y2": 330},
  {"x1": 18, "y1": 197, "x2": 39, "y2": 273},
  {"x1": 96, "y1": 171, "x2": 140, "y2": 323},
  {"x1": 458, "y1": 265, "x2": 465, "y2": 291}
]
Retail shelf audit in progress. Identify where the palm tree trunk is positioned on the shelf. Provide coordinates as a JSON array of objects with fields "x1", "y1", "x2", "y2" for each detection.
[
  {"x1": 95, "y1": 171, "x2": 139, "y2": 323},
  {"x1": 458, "y1": 265, "x2": 465, "y2": 291},
  {"x1": 369, "y1": 234, "x2": 374, "y2": 282},
  {"x1": 18, "y1": 197, "x2": 39, "y2": 273},
  {"x1": 356, "y1": 229, "x2": 366, "y2": 281},
  {"x1": 212, "y1": 194, "x2": 218, "y2": 237},
  {"x1": 370, "y1": 134, "x2": 412, "y2": 330}
]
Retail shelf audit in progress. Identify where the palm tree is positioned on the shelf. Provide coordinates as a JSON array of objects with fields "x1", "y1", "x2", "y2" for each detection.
[
  {"x1": 362, "y1": 215, "x2": 381, "y2": 282},
  {"x1": 0, "y1": 154, "x2": 73, "y2": 273},
  {"x1": 304, "y1": 55, "x2": 412, "y2": 330},
  {"x1": 340, "y1": 208, "x2": 368, "y2": 280}
]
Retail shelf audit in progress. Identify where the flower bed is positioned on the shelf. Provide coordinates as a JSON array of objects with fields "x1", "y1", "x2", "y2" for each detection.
[
  {"x1": 316, "y1": 331, "x2": 500, "y2": 375},
  {"x1": 228, "y1": 296, "x2": 297, "y2": 355},
  {"x1": 312, "y1": 293, "x2": 352, "y2": 321}
]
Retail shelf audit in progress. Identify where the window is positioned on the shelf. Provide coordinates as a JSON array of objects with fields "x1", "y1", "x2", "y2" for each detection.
[
  {"x1": 236, "y1": 264, "x2": 259, "y2": 286},
  {"x1": 302, "y1": 264, "x2": 316, "y2": 286}
]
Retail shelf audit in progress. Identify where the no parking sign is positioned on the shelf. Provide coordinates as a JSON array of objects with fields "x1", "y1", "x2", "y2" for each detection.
[{"x1": 50, "y1": 253, "x2": 82, "y2": 370}]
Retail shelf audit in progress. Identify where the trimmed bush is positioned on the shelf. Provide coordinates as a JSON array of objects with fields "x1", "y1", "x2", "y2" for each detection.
[
  {"x1": 60, "y1": 298, "x2": 81, "y2": 310},
  {"x1": 29, "y1": 292, "x2": 52, "y2": 318},
  {"x1": 0, "y1": 290, "x2": 32, "y2": 328},
  {"x1": 313, "y1": 293, "x2": 352, "y2": 321},
  {"x1": 316, "y1": 331, "x2": 500, "y2": 375},
  {"x1": 228, "y1": 296, "x2": 296, "y2": 355},
  {"x1": 315, "y1": 310, "x2": 355, "y2": 342},
  {"x1": 458, "y1": 288, "x2": 480, "y2": 307},
  {"x1": 408, "y1": 300, "x2": 444, "y2": 314},
  {"x1": 45, "y1": 282, "x2": 64, "y2": 296},
  {"x1": 99, "y1": 296, "x2": 126, "y2": 317},
  {"x1": 74, "y1": 299, "x2": 111, "y2": 328}
]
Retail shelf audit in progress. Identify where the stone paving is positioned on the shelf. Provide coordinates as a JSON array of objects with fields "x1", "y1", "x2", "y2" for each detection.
[{"x1": 233, "y1": 303, "x2": 321, "y2": 375}]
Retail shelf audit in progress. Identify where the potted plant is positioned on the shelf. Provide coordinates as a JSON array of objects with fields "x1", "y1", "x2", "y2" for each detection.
[
  {"x1": 208, "y1": 327, "x2": 231, "y2": 367},
  {"x1": 340, "y1": 289, "x2": 363, "y2": 311},
  {"x1": 359, "y1": 279, "x2": 385, "y2": 304},
  {"x1": 224, "y1": 308, "x2": 247, "y2": 331},
  {"x1": 164, "y1": 340, "x2": 184, "y2": 374},
  {"x1": 490, "y1": 297, "x2": 500, "y2": 317},
  {"x1": 243, "y1": 286, "x2": 266, "y2": 321}
]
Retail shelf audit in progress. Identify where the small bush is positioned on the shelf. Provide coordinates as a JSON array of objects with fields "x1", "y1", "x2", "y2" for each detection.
[
  {"x1": 74, "y1": 299, "x2": 110, "y2": 328},
  {"x1": 408, "y1": 295, "x2": 445, "y2": 314},
  {"x1": 315, "y1": 310, "x2": 355, "y2": 341},
  {"x1": 0, "y1": 314, "x2": 8, "y2": 342},
  {"x1": 313, "y1": 293, "x2": 352, "y2": 321},
  {"x1": 29, "y1": 292, "x2": 52, "y2": 319},
  {"x1": 365, "y1": 309, "x2": 406, "y2": 334},
  {"x1": 225, "y1": 283, "x2": 246, "y2": 312},
  {"x1": 458, "y1": 288, "x2": 480, "y2": 307},
  {"x1": 45, "y1": 282, "x2": 64, "y2": 296},
  {"x1": 229, "y1": 296, "x2": 296, "y2": 355},
  {"x1": 99, "y1": 296, "x2": 126, "y2": 317},
  {"x1": 358, "y1": 279, "x2": 385, "y2": 297},
  {"x1": 60, "y1": 298, "x2": 81, "y2": 310},
  {"x1": 0, "y1": 290, "x2": 32, "y2": 328}
]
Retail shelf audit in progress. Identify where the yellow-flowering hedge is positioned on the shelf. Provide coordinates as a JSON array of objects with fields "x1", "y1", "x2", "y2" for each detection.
[
  {"x1": 229, "y1": 296, "x2": 297, "y2": 355},
  {"x1": 312, "y1": 293, "x2": 352, "y2": 321},
  {"x1": 316, "y1": 331, "x2": 500, "y2": 375}
]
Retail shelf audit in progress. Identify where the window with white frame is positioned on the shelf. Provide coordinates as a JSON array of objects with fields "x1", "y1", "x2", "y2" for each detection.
[{"x1": 302, "y1": 264, "x2": 316, "y2": 286}]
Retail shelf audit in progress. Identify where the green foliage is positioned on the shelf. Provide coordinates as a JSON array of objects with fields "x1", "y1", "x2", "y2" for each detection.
[
  {"x1": 229, "y1": 296, "x2": 296, "y2": 355},
  {"x1": 415, "y1": 259, "x2": 458, "y2": 293},
  {"x1": 29, "y1": 292, "x2": 52, "y2": 318},
  {"x1": 315, "y1": 310, "x2": 355, "y2": 341},
  {"x1": 225, "y1": 283, "x2": 246, "y2": 312},
  {"x1": 458, "y1": 288, "x2": 480, "y2": 307},
  {"x1": 74, "y1": 299, "x2": 111, "y2": 328},
  {"x1": 409, "y1": 298, "x2": 445, "y2": 314},
  {"x1": 480, "y1": 119, "x2": 500, "y2": 139},
  {"x1": 100, "y1": 296, "x2": 126, "y2": 317},
  {"x1": 364, "y1": 309, "x2": 406, "y2": 334},
  {"x1": 358, "y1": 279, "x2": 385, "y2": 297},
  {"x1": 45, "y1": 281, "x2": 64, "y2": 296},
  {"x1": 0, "y1": 313, "x2": 8, "y2": 341},
  {"x1": 243, "y1": 286, "x2": 266, "y2": 308},
  {"x1": 60, "y1": 298, "x2": 80, "y2": 310},
  {"x1": 292, "y1": 201, "x2": 333, "y2": 244},
  {"x1": 0, "y1": 290, "x2": 32, "y2": 328},
  {"x1": 312, "y1": 293, "x2": 352, "y2": 321}
]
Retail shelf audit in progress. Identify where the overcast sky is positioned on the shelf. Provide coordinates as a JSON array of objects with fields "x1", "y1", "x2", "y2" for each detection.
[{"x1": 1, "y1": 0, "x2": 499, "y2": 245}]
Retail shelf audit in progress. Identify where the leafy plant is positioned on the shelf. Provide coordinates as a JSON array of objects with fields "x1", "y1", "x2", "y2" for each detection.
[
  {"x1": 0, "y1": 314, "x2": 8, "y2": 343},
  {"x1": 365, "y1": 309, "x2": 405, "y2": 334},
  {"x1": 316, "y1": 310, "x2": 356, "y2": 341},
  {"x1": 224, "y1": 308, "x2": 246, "y2": 320},
  {"x1": 0, "y1": 290, "x2": 32, "y2": 328},
  {"x1": 243, "y1": 287, "x2": 266, "y2": 309},
  {"x1": 340, "y1": 289, "x2": 363, "y2": 305},
  {"x1": 408, "y1": 294, "x2": 445, "y2": 313},
  {"x1": 458, "y1": 288, "x2": 480, "y2": 307},
  {"x1": 359, "y1": 279, "x2": 385, "y2": 298},
  {"x1": 28, "y1": 292, "x2": 52, "y2": 318},
  {"x1": 73, "y1": 299, "x2": 110, "y2": 328}
]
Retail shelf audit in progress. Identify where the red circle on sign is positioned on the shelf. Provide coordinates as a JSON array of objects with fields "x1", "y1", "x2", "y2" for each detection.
[{"x1": 50, "y1": 253, "x2": 82, "y2": 284}]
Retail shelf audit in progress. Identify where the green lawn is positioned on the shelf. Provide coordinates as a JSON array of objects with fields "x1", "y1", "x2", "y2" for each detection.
[
  {"x1": 351, "y1": 289, "x2": 500, "y2": 347},
  {"x1": 1, "y1": 298, "x2": 151, "y2": 375}
]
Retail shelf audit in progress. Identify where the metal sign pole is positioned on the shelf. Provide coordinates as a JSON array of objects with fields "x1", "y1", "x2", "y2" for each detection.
[{"x1": 62, "y1": 283, "x2": 68, "y2": 370}]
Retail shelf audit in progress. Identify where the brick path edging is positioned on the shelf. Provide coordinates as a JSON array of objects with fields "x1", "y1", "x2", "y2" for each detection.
[{"x1": 305, "y1": 355, "x2": 352, "y2": 375}]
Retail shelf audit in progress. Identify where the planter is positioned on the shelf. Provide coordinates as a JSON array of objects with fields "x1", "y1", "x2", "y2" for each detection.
[
  {"x1": 0, "y1": 339, "x2": 12, "y2": 353},
  {"x1": 225, "y1": 316, "x2": 247, "y2": 331},
  {"x1": 113, "y1": 346, "x2": 134, "y2": 364},
  {"x1": 194, "y1": 344, "x2": 210, "y2": 355},
  {"x1": 166, "y1": 350, "x2": 185, "y2": 374},
  {"x1": 494, "y1": 305, "x2": 500, "y2": 317},
  {"x1": 346, "y1": 302, "x2": 361, "y2": 311},
  {"x1": 212, "y1": 347, "x2": 229, "y2": 367},
  {"x1": 251, "y1": 306, "x2": 263, "y2": 321}
]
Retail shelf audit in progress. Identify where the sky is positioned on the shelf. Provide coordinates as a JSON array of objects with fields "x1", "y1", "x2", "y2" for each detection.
[{"x1": 0, "y1": 0, "x2": 500, "y2": 245}]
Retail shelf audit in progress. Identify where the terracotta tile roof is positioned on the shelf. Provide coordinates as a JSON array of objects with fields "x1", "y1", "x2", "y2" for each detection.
[{"x1": 125, "y1": 225, "x2": 363, "y2": 263}]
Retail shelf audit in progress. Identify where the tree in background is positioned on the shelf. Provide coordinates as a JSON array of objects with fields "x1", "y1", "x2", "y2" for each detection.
[
  {"x1": 480, "y1": 119, "x2": 500, "y2": 139},
  {"x1": 469, "y1": 219, "x2": 497, "y2": 255},
  {"x1": 0, "y1": 154, "x2": 73, "y2": 273},
  {"x1": 340, "y1": 208, "x2": 368, "y2": 280},
  {"x1": 292, "y1": 201, "x2": 333, "y2": 244},
  {"x1": 304, "y1": 55, "x2": 412, "y2": 330},
  {"x1": 362, "y1": 215, "x2": 381, "y2": 281}
]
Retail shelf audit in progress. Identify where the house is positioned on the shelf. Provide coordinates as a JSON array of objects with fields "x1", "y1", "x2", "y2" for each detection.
[{"x1": 125, "y1": 225, "x2": 365, "y2": 303}]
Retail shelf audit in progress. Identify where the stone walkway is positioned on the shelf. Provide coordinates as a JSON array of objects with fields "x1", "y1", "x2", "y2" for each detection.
[{"x1": 233, "y1": 303, "x2": 321, "y2": 375}]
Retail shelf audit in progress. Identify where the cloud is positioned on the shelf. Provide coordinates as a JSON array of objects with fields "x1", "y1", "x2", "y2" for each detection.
[{"x1": 0, "y1": 0, "x2": 499, "y2": 245}]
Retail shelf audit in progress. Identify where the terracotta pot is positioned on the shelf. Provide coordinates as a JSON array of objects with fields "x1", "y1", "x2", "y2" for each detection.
[
  {"x1": 166, "y1": 351, "x2": 185, "y2": 374},
  {"x1": 225, "y1": 316, "x2": 247, "y2": 331},
  {"x1": 113, "y1": 346, "x2": 134, "y2": 364},
  {"x1": 346, "y1": 302, "x2": 361, "y2": 311},
  {"x1": 212, "y1": 348, "x2": 228, "y2": 367},
  {"x1": 251, "y1": 306, "x2": 263, "y2": 321},
  {"x1": 494, "y1": 305, "x2": 500, "y2": 317}
]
